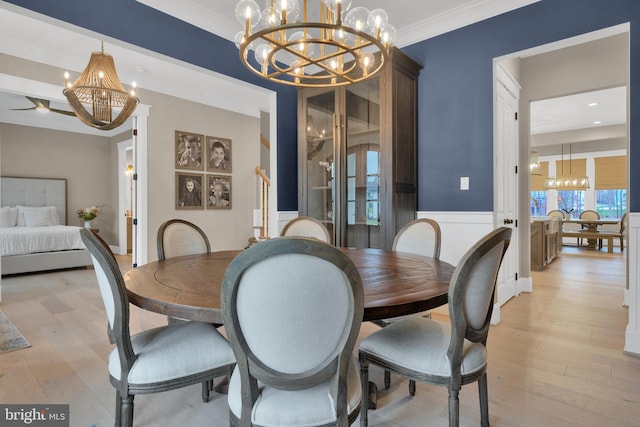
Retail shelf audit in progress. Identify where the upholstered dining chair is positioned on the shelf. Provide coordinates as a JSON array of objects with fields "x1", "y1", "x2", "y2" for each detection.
[
  {"x1": 393, "y1": 218, "x2": 441, "y2": 259},
  {"x1": 157, "y1": 219, "x2": 212, "y2": 325},
  {"x1": 157, "y1": 218, "x2": 211, "y2": 260},
  {"x1": 222, "y1": 237, "x2": 364, "y2": 427},
  {"x1": 358, "y1": 227, "x2": 512, "y2": 427},
  {"x1": 280, "y1": 216, "x2": 332, "y2": 243},
  {"x1": 547, "y1": 209, "x2": 564, "y2": 219},
  {"x1": 578, "y1": 209, "x2": 601, "y2": 246},
  {"x1": 378, "y1": 218, "x2": 442, "y2": 394},
  {"x1": 80, "y1": 229, "x2": 235, "y2": 427}
]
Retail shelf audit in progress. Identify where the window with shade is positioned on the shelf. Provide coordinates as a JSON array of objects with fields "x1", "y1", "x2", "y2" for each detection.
[
  {"x1": 595, "y1": 155, "x2": 627, "y2": 219},
  {"x1": 530, "y1": 161, "x2": 548, "y2": 216}
]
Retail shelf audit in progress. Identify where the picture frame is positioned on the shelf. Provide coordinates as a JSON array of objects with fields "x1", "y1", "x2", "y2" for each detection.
[
  {"x1": 175, "y1": 172, "x2": 204, "y2": 210},
  {"x1": 206, "y1": 174, "x2": 232, "y2": 209},
  {"x1": 175, "y1": 130, "x2": 204, "y2": 171},
  {"x1": 206, "y1": 136, "x2": 232, "y2": 173}
]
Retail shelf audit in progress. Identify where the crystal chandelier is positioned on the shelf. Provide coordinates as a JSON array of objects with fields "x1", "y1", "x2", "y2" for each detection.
[
  {"x1": 234, "y1": 0, "x2": 397, "y2": 87},
  {"x1": 543, "y1": 144, "x2": 590, "y2": 190},
  {"x1": 63, "y1": 42, "x2": 139, "y2": 131}
]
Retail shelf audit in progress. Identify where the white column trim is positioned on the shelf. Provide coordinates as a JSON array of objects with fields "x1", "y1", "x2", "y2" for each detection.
[{"x1": 625, "y1": 212, "x2": 640, "y2": 355}]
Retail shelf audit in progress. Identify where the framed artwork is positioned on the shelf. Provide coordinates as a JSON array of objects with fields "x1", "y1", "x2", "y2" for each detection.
[
  {"x1": 175, "y1": 172, "x2": 204, "y2": 210},
  {"x1": 206, "y1": 174, "x2": 232, "y2": 209},
  {"x1": 206, "y1": 136, "x2": 232, "y2": 173},
  {"x1": 175, "y1": 130, "x2": 204, "y2": 171}
]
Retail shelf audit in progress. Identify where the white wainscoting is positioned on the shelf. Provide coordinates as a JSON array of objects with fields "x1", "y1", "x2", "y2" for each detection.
[
  {"x1": 417, "y1": 211, "x2": 495, "y2": 266},
  {"x1": 624, "y1": 212, "x2": 640, "y2": 355}
]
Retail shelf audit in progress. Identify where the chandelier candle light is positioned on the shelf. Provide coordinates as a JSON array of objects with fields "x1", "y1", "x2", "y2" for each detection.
[
  {"x1": 235, "y1": 0, "x2": 396, "y2": 87},
  {"x1": 63, "y1": 42, "x2": 139, "y2": 130}
]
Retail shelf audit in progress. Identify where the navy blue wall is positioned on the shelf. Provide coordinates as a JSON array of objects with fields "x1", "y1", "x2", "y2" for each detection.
[
  {"x1": 6, "y1": 0, "x2": 639, "y2": 212},
  {"x1": 404, "y1": 0, "x2": 636, "y2": 211}
]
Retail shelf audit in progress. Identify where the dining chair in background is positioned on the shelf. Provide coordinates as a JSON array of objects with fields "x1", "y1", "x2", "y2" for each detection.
[
  {"x1": 280, "y1": 216, "x2": 332, "y2": 243},
  {"x1": 548, "y1": 209, "x2": 576, "y2": 246},
  {"x1": 157, "y1": 219, "x2": 212, "y2": 324},
  {"x1": 157, "y1": 218, "x2": 211, "y2": 260},
  {"x1": 358, "y1": 227, "x2": 512, "y2": 427},
  {"x1": 222, "y1": 237, "x2": 364, "y2": 426},
  {"x1": 578, "y1": 209, "x2": 601, "y2": 246},
  {"x1": 392, "y1": 218, "x2": 441, "y2": 260},
  {"x1": 80, "y1": 229, "x2": 235, "y2": 427},
  {"x1": 547, "y1": 209, "x2": 563, "y2": 219},
  {"x1": 376, "y1": 218, "x2": 442, "y2": 395}
]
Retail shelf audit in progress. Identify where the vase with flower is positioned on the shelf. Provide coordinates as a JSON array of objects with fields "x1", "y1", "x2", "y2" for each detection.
[
  {"x1": 77, "y1": 206, "x2": 100, "y2": 228},
  {"x1": 561, "y1": 208, "x2": 574, "y2": 220}
]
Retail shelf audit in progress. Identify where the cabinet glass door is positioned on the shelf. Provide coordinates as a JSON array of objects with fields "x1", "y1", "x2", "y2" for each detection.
[
  {"x1": 344, "y1": 80, "x2": 381, "y2": 248},
  {"x1": 301, "y1": 79, "x2": 381, "y2": 248},
  {"x1": 304, "y1": 90, "x2": 336, "y2": 240}
]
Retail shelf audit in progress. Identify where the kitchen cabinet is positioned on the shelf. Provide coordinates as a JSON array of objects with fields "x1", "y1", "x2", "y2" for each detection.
[
  {"x1": 297, "y1": 47, "x2": 421, "y2": 249},
  {"x1": 531, "y1": 217, "x2": 562, "y2": 270}
]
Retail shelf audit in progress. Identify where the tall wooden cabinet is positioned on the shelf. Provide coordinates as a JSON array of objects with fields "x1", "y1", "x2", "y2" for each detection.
[{"x1": 298, "y1": 47, "x2": 421, "y2": 249}]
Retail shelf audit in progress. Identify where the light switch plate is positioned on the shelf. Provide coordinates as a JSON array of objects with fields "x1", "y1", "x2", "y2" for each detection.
[{"x1": 460, "y1": 177, "x2": 469, "y2": 190}]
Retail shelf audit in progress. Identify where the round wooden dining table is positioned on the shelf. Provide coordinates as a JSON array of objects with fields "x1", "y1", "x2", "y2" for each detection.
[{"x1": 123, "y1": 247, "x2": 456, "y2": 324}]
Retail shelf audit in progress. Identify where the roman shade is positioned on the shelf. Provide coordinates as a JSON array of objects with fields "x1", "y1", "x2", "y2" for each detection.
[
  {"x1": 595, "y1": 155, "x2": 627, "y2": 190},
  {"x1": 555, "y1": 158, "x2": 586, "y2": 181}
]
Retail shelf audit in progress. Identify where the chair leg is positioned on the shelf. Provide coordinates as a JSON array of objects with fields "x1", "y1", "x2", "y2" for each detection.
[
  {"x1": 202, "y1": 380, "x2": 211, "y2": 402},
  {"x1": 114, "y1": 390, "x2": 122, "y2": 427},
  {"x1": 384, "y1": 369, "x2": 390, "y2": 389},
  {"x1": 120, "y1": 393, "x2": 134, "y2": 427},
  {"x1": 448, "y1": 388, "x2": 459, "y2": 427},
  {"x1": 478, "y1": 373, "x2": 490, "y2": 427},
  {"x1": 360, "y1": 354, "x2": 370, "y2": 427},
  {"x1": 409, "y1": 380, "x2": 416, "y2": 396}
]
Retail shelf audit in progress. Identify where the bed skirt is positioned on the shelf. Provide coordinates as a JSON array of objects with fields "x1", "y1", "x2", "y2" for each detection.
[{"x1": 1, "y1": 249, "x2": 92, "y2": 275}]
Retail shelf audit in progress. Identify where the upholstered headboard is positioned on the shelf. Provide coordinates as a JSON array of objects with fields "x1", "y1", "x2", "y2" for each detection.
[{"x1": 1, "y1": 177, "x2": 68, "y2": 225}]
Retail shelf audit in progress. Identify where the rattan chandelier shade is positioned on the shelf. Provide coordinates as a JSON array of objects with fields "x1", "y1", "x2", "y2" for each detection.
[{"x1": 63, "y1": 46, "x2": 139, "y2": 131}]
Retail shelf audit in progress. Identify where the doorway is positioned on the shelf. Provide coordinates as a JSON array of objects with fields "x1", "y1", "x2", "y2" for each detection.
[{"x1": 494, "y1": 24, "x2": 629, "y2": 323}]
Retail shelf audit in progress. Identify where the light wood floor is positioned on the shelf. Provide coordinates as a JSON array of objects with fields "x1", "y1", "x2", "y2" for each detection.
[{"x1": 0, "y1": 246, "x2": 638, "y2": 426}]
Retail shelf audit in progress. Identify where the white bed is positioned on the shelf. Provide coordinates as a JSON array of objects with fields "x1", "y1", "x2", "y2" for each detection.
[{"x1": 1, "y1": 176, "x2": 92, "y2": 275}]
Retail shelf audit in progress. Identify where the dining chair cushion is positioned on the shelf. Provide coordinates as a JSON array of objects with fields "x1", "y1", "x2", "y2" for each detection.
[
  {"x1": 359, "y1": 317, "x2": 487, "y2": 377},
  {"x1": 227, "y1": 357, "x2": 361, "y2": 426},
  {"x1": 108, "y1": 321, "x2": 235, "y2": 384}
]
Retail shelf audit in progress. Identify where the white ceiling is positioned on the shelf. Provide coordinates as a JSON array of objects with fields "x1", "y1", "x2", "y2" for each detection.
[
  {"x1": 0, "y1": 0, "x2": 626, "y2": 143},
  {"x1": 530, "y1": 86, "x2": 626, "y2": 135}
]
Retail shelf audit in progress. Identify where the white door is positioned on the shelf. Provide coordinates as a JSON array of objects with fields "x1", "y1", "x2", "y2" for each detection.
[{"x1": 494, "y1": 64, "x2": 519, "y2": 309}]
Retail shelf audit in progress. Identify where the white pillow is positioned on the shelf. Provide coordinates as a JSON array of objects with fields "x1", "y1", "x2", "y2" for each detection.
[
  {"x1": 17, "y1": 206, "x2": 56, "y2": 227},
  {"x1": 0, "y1": 206, "x2": 18, "y2": 227}
]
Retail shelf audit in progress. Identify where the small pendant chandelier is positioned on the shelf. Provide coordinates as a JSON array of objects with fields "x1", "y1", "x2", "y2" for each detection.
[
  {"x1": 543, "y1": 144, "x2": 590, "y2": 190},
  {"x1": 529, "y1": 151, "x2": 542, "y2": 176},
  {"x1": 234, "y1": 0, "x2": 396, "y2": 87},
  {"x1": 63, "y1": 42, "x2": 139, "y2": 131}
]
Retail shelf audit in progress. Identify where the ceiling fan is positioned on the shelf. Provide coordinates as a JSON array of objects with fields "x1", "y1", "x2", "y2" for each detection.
[{"x1": 10, "y1": 96, "x2": 76, "y2": 117}]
